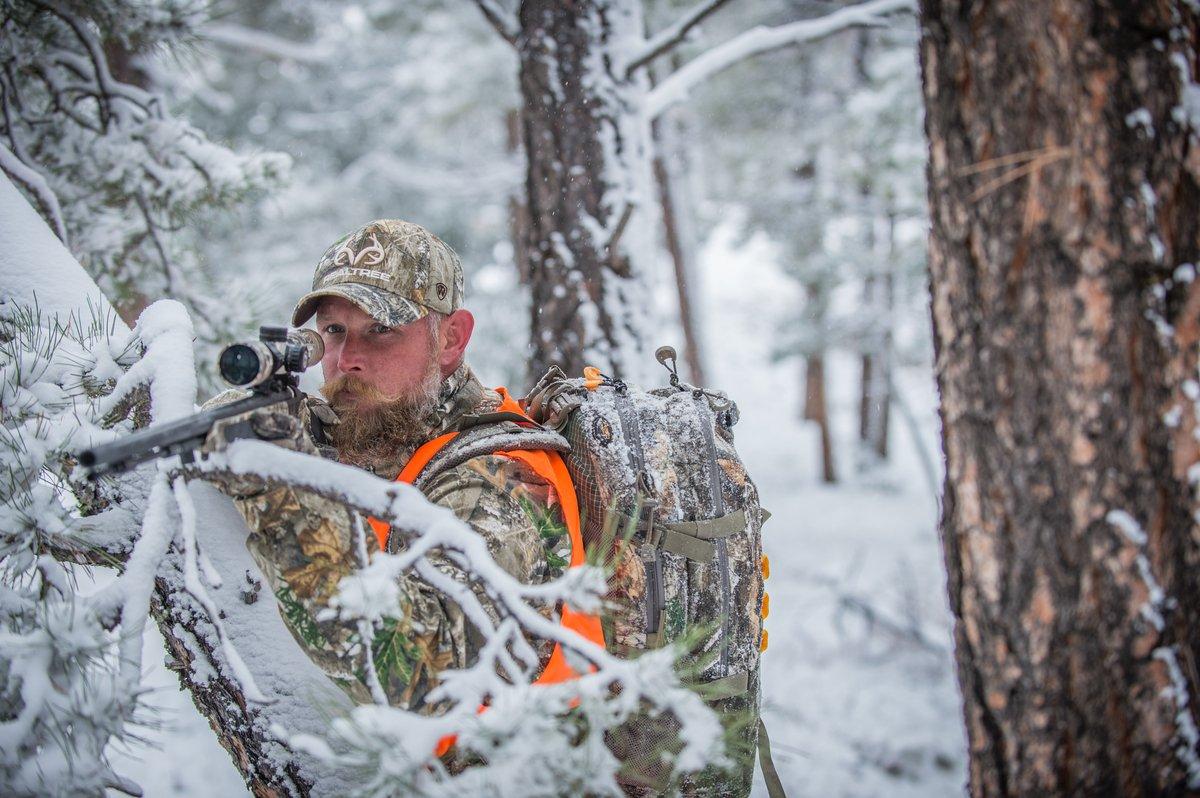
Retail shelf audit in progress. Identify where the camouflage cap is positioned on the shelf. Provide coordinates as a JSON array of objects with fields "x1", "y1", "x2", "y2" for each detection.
[{"x1": 291, "y1": 219, "x2": 464, "y2": 328}]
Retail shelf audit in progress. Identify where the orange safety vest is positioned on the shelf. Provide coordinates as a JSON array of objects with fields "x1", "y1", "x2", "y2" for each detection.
[{"x1": 366, "y1": 387, "x2": 606, "y2": 757}]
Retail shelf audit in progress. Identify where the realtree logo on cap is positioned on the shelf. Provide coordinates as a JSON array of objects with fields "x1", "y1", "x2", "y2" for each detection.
[
  {"x1": 333, "y1": 234, "x2": 384, "y2": 268},
  {"x1": 325, "y1": 266, "x2": 392, "y2": 284},
  {"x1": 322, "y1": 233, "x2": 394, "y2": 285}
]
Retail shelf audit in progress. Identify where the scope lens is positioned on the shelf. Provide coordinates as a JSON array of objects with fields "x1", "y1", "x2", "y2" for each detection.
[{"x1": 219, "y1": 344, "x2": 263, "y2": 386}]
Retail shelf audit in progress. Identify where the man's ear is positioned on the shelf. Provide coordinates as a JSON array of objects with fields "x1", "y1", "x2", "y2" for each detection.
[{"x1": 438, "y1": 309, "x2": 474, "y2": 376}]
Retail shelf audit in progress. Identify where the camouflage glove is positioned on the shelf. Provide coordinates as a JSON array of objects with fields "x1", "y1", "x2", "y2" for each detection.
[{"x1": 198, "y1": 392, "x2": 340, "y2": 497}]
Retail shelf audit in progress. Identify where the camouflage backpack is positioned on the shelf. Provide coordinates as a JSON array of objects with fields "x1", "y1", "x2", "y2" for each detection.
[{"x1": 523, "y1": 347, "x2": 780, "y2": 796}]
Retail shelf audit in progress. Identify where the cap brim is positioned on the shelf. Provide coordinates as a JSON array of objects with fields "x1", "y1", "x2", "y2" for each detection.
[{"x1": 292, "y1": 283, "x2": 428, "y2": 328}]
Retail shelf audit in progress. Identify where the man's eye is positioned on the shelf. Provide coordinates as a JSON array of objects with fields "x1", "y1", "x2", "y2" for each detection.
[
  {"x1": 369, "y1": 324, "x2": 391, "y2": 334},
  {"x1": 321, "y1": 324, "x2": 344, "y2": 335}
]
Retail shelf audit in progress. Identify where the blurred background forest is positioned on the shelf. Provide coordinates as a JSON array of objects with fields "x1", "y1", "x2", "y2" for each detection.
[{"x1": 3, "y1": 0, "x2": 966, "y2": 794}]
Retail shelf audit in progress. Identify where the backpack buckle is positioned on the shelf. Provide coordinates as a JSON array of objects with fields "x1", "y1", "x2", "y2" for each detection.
[{"x1": 634, "y1": 493, "x2": 661, "y2": 550}]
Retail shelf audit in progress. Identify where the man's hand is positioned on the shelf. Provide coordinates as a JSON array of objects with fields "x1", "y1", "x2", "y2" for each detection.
[
  {"x1": 191, "y1": 394, "x2": 339, "y2": 498},
  {"x1": 203, "y1": 393, "x2": 339, "y2": 457}
]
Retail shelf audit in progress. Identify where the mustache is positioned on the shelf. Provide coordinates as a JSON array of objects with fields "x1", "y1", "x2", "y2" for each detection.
[{"x1": 320, "y1": 374, "x2": 391, "y2": 406}]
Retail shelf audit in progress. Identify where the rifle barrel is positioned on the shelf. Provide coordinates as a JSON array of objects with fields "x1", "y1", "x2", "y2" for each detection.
[{"x1": 79, "y1": 390, "x2": 290, "y2": 478}]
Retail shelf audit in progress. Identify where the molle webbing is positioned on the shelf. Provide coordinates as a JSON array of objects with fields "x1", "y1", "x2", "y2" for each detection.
[{"x1": 615, "y1": 508, "x2": 747, "y2": 562}]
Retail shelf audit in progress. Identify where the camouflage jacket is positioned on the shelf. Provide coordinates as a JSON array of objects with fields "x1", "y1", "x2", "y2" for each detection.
[{"x1": 204, "y1": 363, "x2": 573, "y2": 712}]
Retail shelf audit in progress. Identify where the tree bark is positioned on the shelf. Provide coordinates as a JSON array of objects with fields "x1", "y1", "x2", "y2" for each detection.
[
  {"x1": 506, "y1": 108, "x2": 533, "y2": 287},
  {"x1": 803, "y1": 351, "x2": 837, "y2": 484},
  {"x1": 920, "y1": 1, "x2": 1200, "y2": 794},
  {"x1": 151, "y1": 566, "x2": 313, "y2": 798},
  {"x1": 516, "y1": 0, "x2": 655, "y2": 382},
  {"x1": 65, "y1": 483, "x2": 344, "y2": 797}
]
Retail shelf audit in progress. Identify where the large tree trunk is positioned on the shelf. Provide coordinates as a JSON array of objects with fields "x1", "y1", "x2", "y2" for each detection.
[
  {"x1": 920, "y1": 1, "x2": 1200, "y2": 794},
  {"x1": 78, "y1": 483, "x2": 355, "y2": 797},
  {"x1": 516, "y1": 0, "x2": 655, "y2": 382}
]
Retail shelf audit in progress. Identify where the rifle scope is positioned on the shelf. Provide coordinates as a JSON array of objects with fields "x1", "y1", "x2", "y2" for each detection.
[{"x1": 219, "y1": 326, "x2": 324, "y2": 388}]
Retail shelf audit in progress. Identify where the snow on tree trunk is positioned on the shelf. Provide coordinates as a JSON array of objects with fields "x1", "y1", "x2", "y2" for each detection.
[
  {"x1": 920, "y1": 1, "x2": 1200, "y2": 793},
  {"x1": 516, "y1": 0, "x2": 657, "y2": 382}
]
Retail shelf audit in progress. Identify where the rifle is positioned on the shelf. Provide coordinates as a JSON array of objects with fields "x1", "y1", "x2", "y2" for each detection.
[{"x1": 79, "y1": 326, "x2": 324, "y2": 478}]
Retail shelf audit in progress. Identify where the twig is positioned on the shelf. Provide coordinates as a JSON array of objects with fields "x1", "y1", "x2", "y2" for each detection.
[
  {"x1": 966, "y1": 147, "x2": 1069, "y2": 203},
  {"x1": 623, "y1": 0, "x2": 735, "y2": 77},
  {"x1": 954, "y1": 146, "x2": 1063, "y2": 176},
  {"x1": 606, "y1": 203, "x2": 635, "y2": 268},
  {"x1": 473, "y1": 0, "x2": 519, "y2": 47},
  {"x1": 0, "y1": 143, "x2": 67, "y2": 243},
  {"x1": 199, "y1": 22, "x2": 329, "y2": 64},
  {"x1": 29, "y1": 0, "x2": 115, "y2": 131}
]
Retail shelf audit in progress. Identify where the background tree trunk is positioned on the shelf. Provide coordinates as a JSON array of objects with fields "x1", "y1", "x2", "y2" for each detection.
[
  {"x1": 920, "y1": 0, "x2": 1200, "y2": 794},
  {"x1": 516, "y1": 0, "x2": 655, "y2": 382},
  {"x1": 803, "y1": 350, "x2": 837, "y2": 484},
  {"x1": 858, "y1": 212, "x2": 895, "y2": 462},
  {"x1": 652, "y1": 123, "x2": 708, "y2": 387}
]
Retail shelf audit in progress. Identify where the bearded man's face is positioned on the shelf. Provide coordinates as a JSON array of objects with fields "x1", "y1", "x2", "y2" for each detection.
[{"x1": 314, "y1": 297, "x2": 444, "y2": 465}]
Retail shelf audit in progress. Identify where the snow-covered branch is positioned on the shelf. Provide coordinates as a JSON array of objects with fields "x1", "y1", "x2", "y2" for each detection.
[
  {"x1": 0, "y1": 1, "x2": 288, "y2": 350},
  {"x1": 643, "y1": 0, "x2": 916, "y2": 119},
  {"x1": 622, "y1": 0, "x2": 735, "y2": 77},
  {"x1": 200, "y1": 23, "x2": 330, "y2": 65}
]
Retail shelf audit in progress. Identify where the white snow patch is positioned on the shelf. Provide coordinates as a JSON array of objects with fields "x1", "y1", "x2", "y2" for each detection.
[
  {"x1": 1154, "y1": 645, "x2": 1200, "y2": 788},
  {"x1": 1125, "y1": 108, "x2": 1155, "y2": 136}
]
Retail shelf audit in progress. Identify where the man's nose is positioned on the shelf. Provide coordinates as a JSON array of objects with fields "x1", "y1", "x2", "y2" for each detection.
[{"x1": 335, "y1": 336, "x2": 366, "y2": 373}]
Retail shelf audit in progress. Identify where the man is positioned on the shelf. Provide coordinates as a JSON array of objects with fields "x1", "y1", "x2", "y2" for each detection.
[{"x1": 206, "y1": 219, "x2": 595, "y2": 713}]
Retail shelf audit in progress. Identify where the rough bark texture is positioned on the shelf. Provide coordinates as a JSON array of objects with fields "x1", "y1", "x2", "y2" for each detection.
[
  {"x1": 920, "y1": 1, "x2": 1200, "y2": 795},
  {"x1": 56, "y1": 540, "x2": 312, "y2": 796},
  {"x1": 151, "y1": 565, "x2": 312, "y2": 797},
  {"x1": 517, "y1": 0, "x2": 653, "y2": 382}
]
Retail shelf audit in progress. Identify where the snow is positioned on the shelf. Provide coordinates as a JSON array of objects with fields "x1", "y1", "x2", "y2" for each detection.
[
  {"x1": 1125, "y1": 108, "x2": 1155, "y2": 136},
  {"x1": 0, "y1": 175, "x2": 117, "y2": 320},
  {"x1": 695, "y1": 222, "x2": 965, "y2": 796},
  {"x1": 1171, "y1": 52, "x2": 1200, "y2": 133},
  {"x1": 1155, "y1": 645, "x2": 1200, "y2": 788},
  {"x1": 1107, "y1": 510, "x2": 1171, "y2": 633},
  {"x1": 1107, "y1": 508, "x2": 1147, "y2": 545}
]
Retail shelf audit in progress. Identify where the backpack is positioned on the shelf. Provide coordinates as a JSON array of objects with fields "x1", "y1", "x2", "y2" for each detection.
[{"x1": 523, "y1": 347, "x2": 777, "y2": 795}]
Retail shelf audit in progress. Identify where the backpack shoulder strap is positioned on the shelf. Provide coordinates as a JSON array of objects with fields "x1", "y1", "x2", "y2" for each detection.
[{"x1": 411, "y1": 421, "x2": 569, "y2": 491}]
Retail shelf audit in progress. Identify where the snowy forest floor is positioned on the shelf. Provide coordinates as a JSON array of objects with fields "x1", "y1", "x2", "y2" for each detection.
[{"x1": 102, "y1": 224, "x2": 968, "y2": 797}]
